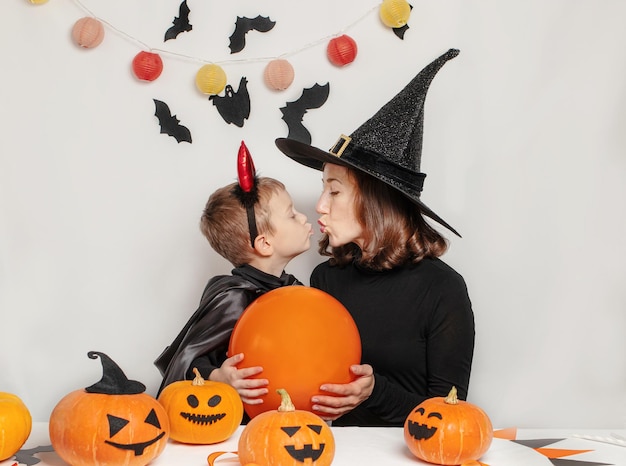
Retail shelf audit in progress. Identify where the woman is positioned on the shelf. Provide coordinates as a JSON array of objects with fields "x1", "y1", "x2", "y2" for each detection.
[{"x1": 275, "y1": 49, "x2": 475, "y2": 427}]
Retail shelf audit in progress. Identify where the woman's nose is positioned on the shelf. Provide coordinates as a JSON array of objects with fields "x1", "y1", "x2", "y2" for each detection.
[{"x1": 316, "y1": 195, "x2": 326, "y2": 214}]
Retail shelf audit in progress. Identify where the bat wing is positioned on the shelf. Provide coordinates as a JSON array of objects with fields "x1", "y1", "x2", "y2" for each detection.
[
  {"x1": 164, "y1": 0, "x2": 193, "y2": 41},
  {"x1": 153, "y1": 99, "x2": 192, "y2": 143},
  {"x1": 280, "y1": 83, "x2": 330, "y2": 144},
  {"x1": 209, "y1": 77, "x2": 250, "y2": 127},
  {"x1": 228, "y1": 15, "x2": 276, "y2": 54}
]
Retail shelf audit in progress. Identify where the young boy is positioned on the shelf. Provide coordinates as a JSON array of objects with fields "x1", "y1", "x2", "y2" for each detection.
[{"x1": 154, "y1": 142, "x2": 312, "y2": 406}]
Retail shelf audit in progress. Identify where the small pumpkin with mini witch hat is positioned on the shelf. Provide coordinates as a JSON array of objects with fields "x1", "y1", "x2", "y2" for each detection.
[
  {"x1": 49, "y1": 351, "x2": 170, "y2": 466},
  {"x1": 158, "y1": 368, "x2": 243, "y2": 444}
]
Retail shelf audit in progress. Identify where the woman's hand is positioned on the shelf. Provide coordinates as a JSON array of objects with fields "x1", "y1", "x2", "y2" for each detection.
[
  {"x1": 311, "y1": 364, "x2": 375, "y2": 421},
  {"x1": 209, "y1": 353, "x2": 268, "y2": 405}
]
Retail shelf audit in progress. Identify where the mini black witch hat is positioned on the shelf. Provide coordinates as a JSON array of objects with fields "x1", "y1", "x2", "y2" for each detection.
[{"x1": 275, "y1": 48, "x2": 461, "y2": 237}]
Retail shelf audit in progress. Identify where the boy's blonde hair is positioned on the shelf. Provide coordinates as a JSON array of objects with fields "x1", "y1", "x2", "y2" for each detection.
[{"x1": 200, "y1": 177, "x2": 286, "y2": 267}]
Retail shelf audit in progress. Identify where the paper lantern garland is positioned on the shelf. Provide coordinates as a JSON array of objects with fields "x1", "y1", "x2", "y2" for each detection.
[
  {"x1": 31, "y1": 1, "x2": 414, "y2": 140},
  {"x1": 72, "y1": 17, "x2": 105, "y2": 49},
  {"x1": 327, "y1": 34, "x2": 358, "y2": 67}
]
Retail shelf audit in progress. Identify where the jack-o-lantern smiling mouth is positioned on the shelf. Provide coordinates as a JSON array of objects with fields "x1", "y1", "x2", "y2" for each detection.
[
  {"x1": 179, "y1": 411, "x2": 226, "y2": 425},
  {"x1": 407, "y1": 420, "x2": 438, "y2": 440},
  {"x1": 105, "y1": 432, "x2": 166, "y2": 456},
  {"x1": 284, "y1": 443, "x2": 326, "y2": 462},
  {"x1": 406, "y1": 407, "x2": 442, "y2": 441}
]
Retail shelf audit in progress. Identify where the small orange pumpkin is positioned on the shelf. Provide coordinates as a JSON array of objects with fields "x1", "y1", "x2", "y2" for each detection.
[
  {"x1": 0, "y1": 392, "x2": 32, "y2": 461},
  {"x1": 158, "y1": 368, "x2": 243, "y2": 444},
  {"x1": 237, "y1": 389, "x2": 335, "y2": 466},
  {"x1": 49, "y1": 351, "x2": 170, "y2": 466},
  {"x1": 404, "y1": 386, "x2": 493, "y2": 465}
]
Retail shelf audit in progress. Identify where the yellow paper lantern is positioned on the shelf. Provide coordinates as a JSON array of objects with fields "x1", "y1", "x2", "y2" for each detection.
[
  {"x1": 28, "y1": 0, "x2": 49, "y2": 4},
  {"x1": 379, "y1": 0, "x2": 411, "y2": 28},
  {"x1": 195, "y1": 64, "x2": 227, "y2": 95},
  {"x1": 263, "y1": 59, "x2": 295, "y2": 91},
  {"x1": 72, "y1": 17, "x2": 105, "y2": 49}
]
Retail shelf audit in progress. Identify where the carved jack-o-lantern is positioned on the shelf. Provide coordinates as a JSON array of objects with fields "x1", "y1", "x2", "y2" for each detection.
[
  {"x1": 236, "y1": 389, "x2": 335, "y2": 466},
  {"x1": 404, "y1": 387, "x2": 493, "y2": 465},
  {"x1": 49, "y1": 351, "x2": 170, "y2": 466},
  {"x1": 158, "y1": 368, "x2": 243, "y2": 444}
]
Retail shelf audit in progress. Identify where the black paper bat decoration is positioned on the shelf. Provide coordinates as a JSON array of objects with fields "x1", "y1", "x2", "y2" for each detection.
[
  {"x1": 228, "y1": 15, "x2": 276, "y2": 54},
  {"x1": 209, "y1": 77, "x2": 250, "y2": 127},
  {"x1": 153, "y1": 99, "x2": 192, "y2": 143},
  {"x1": 280, "y1": 83, "x2": 330, "y2": 144},
  {"x1": 13, "y1": 445, "x2": 55, "y2": 466},
  {"x1": 393, "y1": 4, "x2": 413, "y2": 39},
  {"x1": 164, "y1": 0, "x2": 192, "y2": 41}
]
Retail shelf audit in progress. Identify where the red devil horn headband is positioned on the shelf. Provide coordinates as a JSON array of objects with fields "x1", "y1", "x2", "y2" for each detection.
[{"x1": 235, "y1": 141, "x2": 259, "y2": 248}]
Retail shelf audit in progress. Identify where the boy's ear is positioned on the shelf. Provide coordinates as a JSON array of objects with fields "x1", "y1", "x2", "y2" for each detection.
[{"x1": 252, "y1": 233, "x2": 273, "y2": 257}]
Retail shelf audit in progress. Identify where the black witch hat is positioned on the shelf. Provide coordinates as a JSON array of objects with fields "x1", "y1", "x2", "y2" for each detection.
[{"x1": 275, "y1": 48, "x2": 461, "y2": 237}]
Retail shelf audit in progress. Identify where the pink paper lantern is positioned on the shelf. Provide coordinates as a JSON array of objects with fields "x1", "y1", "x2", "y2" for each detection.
[
  {"x1": 263, "y1": 59, "x2": 295, "y2": 90},
  {"x1": 327, "y1": 34, "x2": 358, "y2": 67},
  {"x1": 72, "y1": 17, "x2": 105, "y2": 49},
  {"x1": 132, "y1": 51, "x2": 163, "y2": 82}
]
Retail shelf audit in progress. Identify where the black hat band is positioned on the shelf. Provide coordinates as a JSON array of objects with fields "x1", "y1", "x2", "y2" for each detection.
[{"x1": 330, "y1": 135, "x2": 426, "y2": 196}]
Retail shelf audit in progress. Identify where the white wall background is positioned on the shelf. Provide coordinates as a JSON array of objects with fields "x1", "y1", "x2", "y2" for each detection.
[{"x1": 2, "y1": 0, "x2": 625, "y2": 428}]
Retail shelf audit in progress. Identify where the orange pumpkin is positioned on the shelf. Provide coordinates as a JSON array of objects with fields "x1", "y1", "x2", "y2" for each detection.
[
  {"x1": 404, "y1": 387, "x2": 493, "y2": 465},
  {"x1": 49, "y1": 351, "x2": 170, "y2": 466},
  {"x1": 158, "y1": 368, "x2": 243, "y2": 444},
  {"x1": 0, "y1": 392, "x2": 32, "y2": 461},
  {"x1": 228, "y1": 286, "x2": 361, "y2": 418},
  {"x1": 237, "y1": 389, "x2": 335, "y2": 466}
]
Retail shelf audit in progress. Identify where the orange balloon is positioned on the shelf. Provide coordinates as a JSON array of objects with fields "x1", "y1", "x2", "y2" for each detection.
[{"x1": 228, "y1": 287, "x2": 361, "y2": 419}]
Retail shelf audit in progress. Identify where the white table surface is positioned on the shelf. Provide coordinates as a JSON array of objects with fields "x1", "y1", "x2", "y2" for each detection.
[{"x1": 2, "y1": 423, "x2": 624, "y2": 466}]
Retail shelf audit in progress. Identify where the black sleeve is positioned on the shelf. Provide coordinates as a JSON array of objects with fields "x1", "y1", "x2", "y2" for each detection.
[{"x1": 155, "y1": 282, "x2": 255, "y2": 396}]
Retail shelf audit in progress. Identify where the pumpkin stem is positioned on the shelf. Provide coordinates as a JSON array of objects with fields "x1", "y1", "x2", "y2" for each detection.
[
  {"x1": 444, "y1": 386, "x2": 459, "y2": 405},
  {"x1": 277, "y1": 388, "x2": 296, "y2": 412},
  {"x1": 192, "y1": 367, "x2": 206, "y2": 386}
]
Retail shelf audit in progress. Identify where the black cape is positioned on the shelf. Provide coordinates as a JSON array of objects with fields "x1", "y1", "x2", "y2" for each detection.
[{"x1": 154, "y1": 264, "x2": 301, "y2": 396}]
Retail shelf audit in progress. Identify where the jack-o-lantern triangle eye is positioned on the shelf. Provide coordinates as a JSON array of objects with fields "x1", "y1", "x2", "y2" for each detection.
[
  {"x1": 145, "y1": 408, "x2": 161, "y2": 429},
  {"x1": 281, "y1": 426, "x2": 301, "y2": 437},
  {"x1": 107, "y1": 414, "x2": 129, "y2": 437},
  {"x1": 307, "y1": 424, "x2": 323, "y2": 434}
]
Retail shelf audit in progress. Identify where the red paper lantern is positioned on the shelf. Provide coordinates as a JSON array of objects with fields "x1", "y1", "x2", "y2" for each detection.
[
  {"x1": 263, "y1": 59, "x2": 295, "y2": 91},
  {"x1": 72, "y1": 17, "x2": 105, "y2": 49},
  {"x1": 132, "y1": 51, "x2": 163, "y2": 82},
  {"x1": 327, "y1": 34, "x2": 358, "y2": 67},
  {"x1": 228, "y1": 286, "x2": 362, "y2": 419}
]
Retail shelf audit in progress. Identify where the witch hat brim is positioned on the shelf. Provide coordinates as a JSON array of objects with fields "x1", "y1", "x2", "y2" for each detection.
[{"x1": 275, "y1": 49, "x2": 461, "y2": 238}]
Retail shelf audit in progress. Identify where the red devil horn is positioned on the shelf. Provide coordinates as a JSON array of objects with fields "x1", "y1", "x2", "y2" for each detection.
[{"x1": 237, "y1": 141, "x2": 256, "y2": 193}]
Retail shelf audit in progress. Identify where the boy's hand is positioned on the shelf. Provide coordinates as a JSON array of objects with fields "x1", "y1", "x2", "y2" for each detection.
[
  {"x1": 310, "y1": 364, "x2": 375, "y2": 421},
  {"x1": 210, "y1": 353, "x2": 268, "y2": 405}
]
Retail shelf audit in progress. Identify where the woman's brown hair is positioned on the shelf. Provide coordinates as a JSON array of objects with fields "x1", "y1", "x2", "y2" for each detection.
[{"x1": 319, "y1": 167, "x2": 448, "y2": 270}]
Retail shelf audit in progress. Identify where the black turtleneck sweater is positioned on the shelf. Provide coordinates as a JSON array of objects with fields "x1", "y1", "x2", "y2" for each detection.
[
  {"x1": 310, "y1": 257, "x2": 475, "y2": 427},
  {"x1": 154, "y1": 264, "x2": 301, "y2": 396}
]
